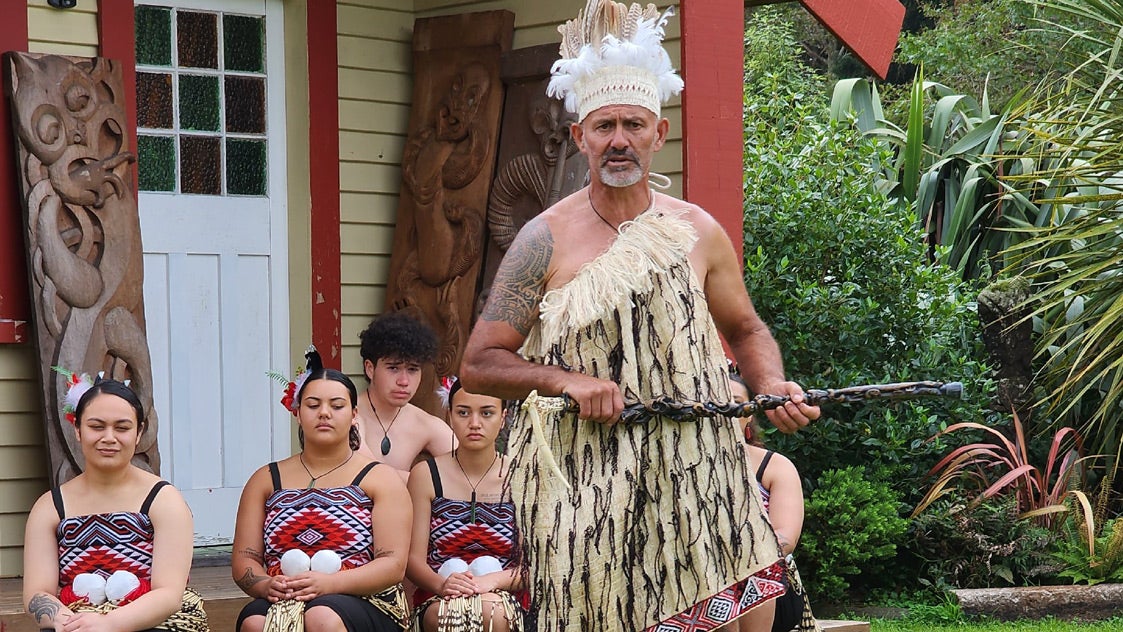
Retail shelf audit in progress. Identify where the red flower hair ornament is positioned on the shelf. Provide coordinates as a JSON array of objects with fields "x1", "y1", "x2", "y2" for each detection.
[{"x1": 268, "y1": 346, "x2": 321, "y2": 416}]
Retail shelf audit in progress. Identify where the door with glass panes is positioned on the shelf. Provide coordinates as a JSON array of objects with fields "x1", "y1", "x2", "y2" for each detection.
[{"x1": 134, "y1": 0, "x2": 288, "y2": 544}]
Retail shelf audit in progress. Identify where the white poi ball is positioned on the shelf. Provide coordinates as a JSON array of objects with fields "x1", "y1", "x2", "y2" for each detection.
[
  {"x1": 105, "y1": 570, "x2": 140, "y2": 603},
  {"x1": 310, "y1": 550, "x2": 342, "y2": 574},
  {"x1": 436, "y1": 558, "x2": 469, "y2": 578},
  {"x1": 468, "y1": 555, "x2": 503, "y2": 577},
  {"x1": 72, "y1": 573, "x2": 107, "y2": 605},
  {"x1": 280, "y1": 549, "x2": 311, "y2": 576}
]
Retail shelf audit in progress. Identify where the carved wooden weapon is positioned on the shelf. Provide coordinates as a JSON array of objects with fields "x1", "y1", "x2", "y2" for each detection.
[{"x1": 564, "y1": 380, "x2": 964, "y2": 424}]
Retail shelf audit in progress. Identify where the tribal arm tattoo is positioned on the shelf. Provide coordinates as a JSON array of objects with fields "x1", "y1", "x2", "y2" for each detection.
[
  {"x1": 236, "y1": 546, "x2": 265, "y2": 564},
  {"x1": 233, "y1": 546, "x2": 269, "y2": 595},
  {"x1": 235, "y1": 567, "x2": 270, "y2": 595},
  {"x1": 480, "y1": 217, "x2": 553, "y2": 336},
  {"x1": 28, "y1": 592, "x2": 64, "y2": 626}
]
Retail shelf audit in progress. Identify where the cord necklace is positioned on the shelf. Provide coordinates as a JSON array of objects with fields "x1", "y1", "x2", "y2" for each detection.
[
  {"x1": 588, "y1": 188, "x2": 654, "y2": 233},
  {"x1": 299, "y1": 450, "x2": 354, "y2": 489},
  {"x1": 366, "y1": 390, "x2": 401, "y2": 456},
  {"x1": 453, "y1": 450, "x2": 500, "y2": 523}
]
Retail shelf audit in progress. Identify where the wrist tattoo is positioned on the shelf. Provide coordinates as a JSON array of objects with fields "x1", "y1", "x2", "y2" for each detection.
[
  {"x1": 236, "y1": 567, "x2": 270, "y2": 593},
  {"x1": 28, "y1": 593, "x2": 61, "y2": 624}
]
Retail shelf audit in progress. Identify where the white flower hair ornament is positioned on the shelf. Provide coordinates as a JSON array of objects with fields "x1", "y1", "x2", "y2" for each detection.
[
  {"x1": 436, "y1": 375, "x2": 458, "y2": 410},
  {"x1": 268, "y1": 345, "x2": 321, "y2": 416},
  {"x1": 52, "y1": 366, "x2": 128, "y2": 424},
  {"x1": 548, "y1": 0, "x2": 684, "y2": 122}
]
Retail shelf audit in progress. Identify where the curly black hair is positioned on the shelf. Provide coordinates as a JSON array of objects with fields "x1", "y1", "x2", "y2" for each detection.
[{"x1": 358, "y1": 311, "x2": 438, "y2": 371}]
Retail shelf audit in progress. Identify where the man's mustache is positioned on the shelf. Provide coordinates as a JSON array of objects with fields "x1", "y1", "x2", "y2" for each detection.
[{"x1": 601, "y1": 149, "x2": 639, "y2": 166}]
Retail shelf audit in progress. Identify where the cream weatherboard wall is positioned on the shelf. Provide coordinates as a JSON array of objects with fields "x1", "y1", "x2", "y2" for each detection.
[
  {"x1": 0, "y1": 0, "x2": 103, "y2": 579},
  {"x1": 337, "y1": 0, "x2": 683, "y2": 382}
]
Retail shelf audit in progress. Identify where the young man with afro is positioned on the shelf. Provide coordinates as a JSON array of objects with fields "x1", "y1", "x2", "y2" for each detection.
[{"x1": 356, "y1": 312, "x2": 456, "y2": 481}]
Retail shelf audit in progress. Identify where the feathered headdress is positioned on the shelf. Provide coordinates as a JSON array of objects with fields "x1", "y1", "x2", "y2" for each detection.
[
  {"x1": 268, "y1": 345, "x2": 322, "y2": 415},
  {"x1": 52, "y1": 366, "x2": 96, "y2": 424},
  {"x1": 548, "y1": 0, "x2": 684, "y2": 122}
]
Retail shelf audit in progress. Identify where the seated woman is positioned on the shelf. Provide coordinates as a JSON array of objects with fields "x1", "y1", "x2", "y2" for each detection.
[
  {"x1": 232, "y1": 350, "x2": 412, "y2": 632},
  {"x1": 730, "y1": 372, "x2": 818, "y2": 632},
  {"x1": 22, "y1": 374, "x2": 207, "y2": 632},
  {"x1": 406, "y1": 379, "x2": 527, "y2": 632}
]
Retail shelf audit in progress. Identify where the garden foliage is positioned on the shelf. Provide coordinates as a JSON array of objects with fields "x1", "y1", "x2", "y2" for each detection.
[
  {"x1": 742, "y1": 11, "x2": 993, "y2": 499},
  {"x1": 799, "y1": 467, "x2": 909, "y2": 602},
  {"x1": 911, "y1": 497, "x2": 1057, "y2": 588},
  {"x1": 742, "y1": 9, "x2": 996, "y2": 598}
]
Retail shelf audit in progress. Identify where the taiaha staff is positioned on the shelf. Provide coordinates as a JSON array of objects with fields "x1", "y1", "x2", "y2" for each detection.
[{"x1": 562, "y1": 380, "x2": 964, "y2": 424}]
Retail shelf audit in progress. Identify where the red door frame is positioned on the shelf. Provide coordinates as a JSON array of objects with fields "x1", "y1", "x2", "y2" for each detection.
[{"x1": 0, "y1": 5, "x2": 29, "y2": 343}]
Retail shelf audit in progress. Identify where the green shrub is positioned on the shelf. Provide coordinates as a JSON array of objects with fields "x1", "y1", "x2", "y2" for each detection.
[
  {"x1": 911, "y1": 496, "x2": 1058, "y2": 588},
  {"x1": 799, "y1": 466, "x2": 909, "y2": 602},
  {"x1": 742, "y1": 11, "x2": 995, "y2": 506}
]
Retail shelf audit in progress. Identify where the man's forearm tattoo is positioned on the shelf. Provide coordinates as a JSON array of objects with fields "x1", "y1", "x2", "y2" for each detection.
[
  {"x1": 28, "y1": 593, "x2": 61, "y2": 624},
  {"x1": 480, "y1": 218, "x2": 552, "y2": 336},
  {"x1": 236, "y1": 567, "x2": 270, "y2": 593}
]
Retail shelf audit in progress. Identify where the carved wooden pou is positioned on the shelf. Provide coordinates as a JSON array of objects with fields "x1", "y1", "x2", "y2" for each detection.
[
  {"x1": 385, "y1": 11, "x2": 514, "y2": 414},
  {"x1": 5, "y1": 53, "x2": 161, "y2": 483},
  {"x1": 476, "y1": 43, "x2": 589, "y2": 315}
]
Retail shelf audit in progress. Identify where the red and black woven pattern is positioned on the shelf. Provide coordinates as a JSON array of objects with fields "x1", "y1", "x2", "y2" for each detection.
[
  {"x1": 263, "y1": 486, "x2": 374, "y2": 576},
  {"x1": 57, "y1": 512, "x2": 154, "y2": 586}
]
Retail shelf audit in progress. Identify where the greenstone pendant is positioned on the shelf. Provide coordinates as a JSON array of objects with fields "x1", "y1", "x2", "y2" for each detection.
[{"x1": 380, "y1": 435, "x2": 391, "y2": 455}]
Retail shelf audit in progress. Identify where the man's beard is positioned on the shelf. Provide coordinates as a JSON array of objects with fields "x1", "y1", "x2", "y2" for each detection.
[{"x1": 599, "y1": 150, "x2": 644, "y2": 187}]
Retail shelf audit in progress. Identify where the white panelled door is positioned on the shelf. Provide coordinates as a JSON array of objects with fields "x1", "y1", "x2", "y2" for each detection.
[{"x1": 135, "y1": 0, "x2": 288, "y2": 544}]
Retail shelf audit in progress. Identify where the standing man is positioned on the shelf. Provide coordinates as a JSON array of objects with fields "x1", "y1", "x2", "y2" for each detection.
[
  {"x1": 357, "y1": 312, "x2": 456, "y2": 481},
  {"x1": 461, "y1": 1, "x2": 820, "y2": 631}
]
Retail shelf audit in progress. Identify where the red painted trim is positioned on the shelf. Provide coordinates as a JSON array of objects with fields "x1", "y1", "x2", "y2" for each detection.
[
  {"x1": 680, "y1": 0, "x2": 745, "y2": 260},
  {"x1": 307, "y1": 3, "x2": 342, "y2": 368},
  {"x1": 0, "y1": 5, "x2": 29, "y2": 344},
  {"x1": 801, "y1": 0, "x2": 904, "y2": 80},
  {"x1": 98, "y1": 0, "x2": 139, "y2": 194}
]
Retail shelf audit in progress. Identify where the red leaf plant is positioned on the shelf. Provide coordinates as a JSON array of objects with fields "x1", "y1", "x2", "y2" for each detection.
[{"x1": 912, "y1": 410, "x2": 1098, "y2": 530}]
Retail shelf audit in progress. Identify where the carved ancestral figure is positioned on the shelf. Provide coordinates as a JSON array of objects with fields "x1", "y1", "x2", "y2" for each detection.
[
  {"x1": 395, "y1": 62, "x2": 494, "y2": 378},
  {"x1": 487, "y1": 98, "x2": 579, "y2": 252},
  {"x1": 7, "y1": 53, "x2": 161, "y2": 483}
]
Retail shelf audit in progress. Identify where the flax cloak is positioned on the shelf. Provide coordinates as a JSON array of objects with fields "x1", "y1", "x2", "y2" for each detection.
[{"x1": 509, "y1": 207, "x2": 783, "y2": 631}]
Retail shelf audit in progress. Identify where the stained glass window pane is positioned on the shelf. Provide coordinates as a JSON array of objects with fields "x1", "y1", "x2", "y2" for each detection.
[
  {"x1": 137, "y1": 72, "x2": 173, "y2": 129},
  {"x1": 177, "y1": 11, "x2": 218, "y2": 69},
  {"x1": 180, "y1": 136, "x2": 222, "y2": 195},
  {"x1": 135, "y1": 6, "x2": 172, "y2": 66},
  {"x1": 138, "y1": 135, "x2": 175, "y2": 192},
  {"x1": 224, "y1": 15, "x2": 264, "y2": 73},
  {"x1": 179, "y1": 75, "x2": 220, "y2": 132},
  {"x1": 224, "y1": 77, "x2": 265, "y2": 134},
  {"x1": 226, "y1": 139, "x2": 267, "y2": 196}
]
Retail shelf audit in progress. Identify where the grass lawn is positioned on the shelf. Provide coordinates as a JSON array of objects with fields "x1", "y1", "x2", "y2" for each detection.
[{"x1": 869, "y1": 618, "x2": 1123, "y2": 631}]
